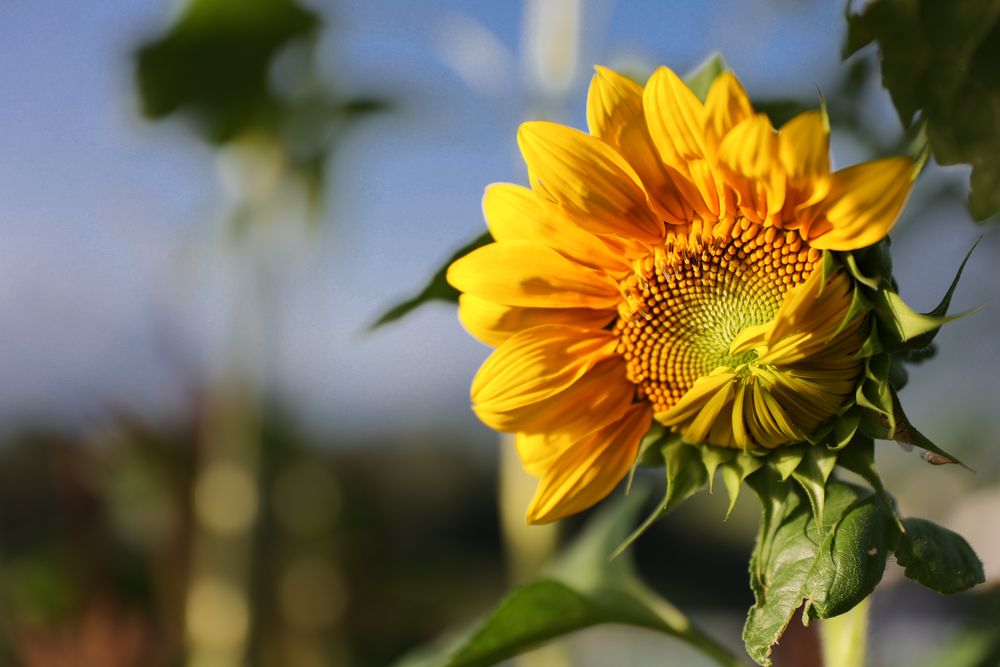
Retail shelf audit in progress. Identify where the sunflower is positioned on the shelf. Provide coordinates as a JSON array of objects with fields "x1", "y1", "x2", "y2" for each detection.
[{"x1": 447, "y1": 65, "x2": 917, "y2": 524}]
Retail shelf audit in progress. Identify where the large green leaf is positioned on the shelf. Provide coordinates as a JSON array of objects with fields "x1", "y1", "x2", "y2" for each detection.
[
  {"x1": 371, "y1": 232, "x2": 493, "y2": 329},
  {"x1": 394, "y1": 490, "x2": 742, "y2": 667},
  {"x1": 845, "y1": 0, "x2": 1000, "y2": 220},
  {"x1": 896, "y1": 518, "x2": 985, "y2": 594},
  {"x1": 743, "y1": 475, "x2": 899, "y2": 667}
]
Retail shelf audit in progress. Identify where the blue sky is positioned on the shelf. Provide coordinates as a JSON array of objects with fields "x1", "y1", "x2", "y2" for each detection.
[{"x1": 1, "y1": 0, "x2": 997, "y2": 457}]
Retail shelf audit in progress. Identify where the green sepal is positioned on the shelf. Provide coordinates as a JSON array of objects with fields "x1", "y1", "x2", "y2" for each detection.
[
  {"x1": 700, "y1": 445, "x2": 736, "y2": 493},
  {"x1": 820, "y1": 249, "x2": 840, "y2": 284},
  {"x1": 614, "y1": 440, "x2": 708, "y2": 557},
  {"x1": 836, "y1": 435, "x2": 905, "y2": 534},
  {"x1": 828, "y1": 408, "x2": 862, "y2": 451},
  {"x1": 790, "y1": 446, "x2": 838, "y2": 527},
  {"x1": 684, "y1": 53, "x2": 726, "y2": 102},
  {"x1": 842, "y1": 251, "x2": 883, "y2": 290},
  {"x1": 626, "y1": 424, "x2": 673, "y2": 493},
  {"x1": 805, "y1": 416, "x2": 836, "y2": 446},
  {"x1": 872, "y1": 289, "x2": 964, "y2": 348},
  {"x1": 896, "y1": 238, "x2": 980, "y2": 351},
  {"x1": 834, "y1": 286, "x2": 874, "y2": 338},
  {"x1": 855, "y1": 354, "x2": 895, "y2": 438},
  {"x1": 841, "y1": 238, "x2": 894, "y2": 290},
  {"x1": 890, "y1": 391, "x2": 970, "y2": 469},
  {"x1": 895, "y1": 518, "x2": 985, "y2": 594},
  {"x1": 850, "y1": 320, "x2": 883, "y2": 360},
  {"x1": 719, "y1": 450, "x2": 765, "y2": 518},
  {"x1": 769, "y1": 445, "x2": 806, "y2": 481}
]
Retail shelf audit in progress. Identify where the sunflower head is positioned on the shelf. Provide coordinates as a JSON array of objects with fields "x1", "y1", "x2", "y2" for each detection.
[{"x1": 448, "y1": 63, "x2": 964, "y2": 525}]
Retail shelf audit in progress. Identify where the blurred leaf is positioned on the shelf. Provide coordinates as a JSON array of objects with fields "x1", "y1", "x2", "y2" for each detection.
[
  {"x1": 136, "y1": 0, "x2": 319, "y2": 143},
  {"x1": 395, "y1": 491, "x2": 742, "y2": 667},
  {"x1": 896, "y1": 518, "x2": 985, "y2": 594},
  {"x1": 743, "y1": 475, "x2": 898, "y2": 667},
  {"x1": 371, "y1": 232, "x2": 493, "y2": 329},
  {"x1": 845, "y1": 0, "x2": 1000, "y2": 220},
  {"x1": 684, "y1": 53, "x2": 726, "y2": 102}
]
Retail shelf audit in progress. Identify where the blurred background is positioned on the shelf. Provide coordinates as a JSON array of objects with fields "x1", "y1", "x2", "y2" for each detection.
[{"x1": 1, "y1": 0, "x2": 998, "y2": 665}]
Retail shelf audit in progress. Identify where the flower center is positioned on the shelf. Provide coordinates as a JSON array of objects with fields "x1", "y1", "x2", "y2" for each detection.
[{"x1": 615, "y1": 219, "x2": 821, "y2": 413}]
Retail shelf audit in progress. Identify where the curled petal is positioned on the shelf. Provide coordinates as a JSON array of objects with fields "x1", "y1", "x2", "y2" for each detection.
[
  {"x1": 517, "y1": 121, "x2": 664, "y2": 243},
  {"x1": 523, "y1": 404, "x2": 651, "y2": 524},
  {"x1": 474, "y1": 355, "x2": 633, "y2": 437},
  {"x1": 808, "y1": 157, "x2": 916, "y2": 251},
  {"x1": 483, "y1": 183, "x2": 629, "y2": 273}
]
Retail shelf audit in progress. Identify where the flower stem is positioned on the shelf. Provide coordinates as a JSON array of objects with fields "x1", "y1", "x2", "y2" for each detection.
[{"x1": 820, "y1": 597, "x2": 870, "y2": 667}]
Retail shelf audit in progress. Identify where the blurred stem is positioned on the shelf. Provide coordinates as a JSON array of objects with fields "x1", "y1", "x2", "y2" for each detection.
[
  {"x1": 820, "y1": 597, "x2": 869, "y2": 667},
  {"x1": 498, "y1": 437, "x2": 557, "y2": 584},
  {"x1": 498, "y1": 438, "x2": 568, "y2": 667}
]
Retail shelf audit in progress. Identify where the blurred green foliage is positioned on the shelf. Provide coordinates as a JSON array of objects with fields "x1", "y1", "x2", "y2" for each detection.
[
  {"x1": 845, "y1": 0, "x2": 1000, "y2": 221},
  {"x1": 136, "y1": 0, "x2": 320, "y2": 143},
  {"x1": 136, "y1": 0, "x2": 388, "y2": 209}
]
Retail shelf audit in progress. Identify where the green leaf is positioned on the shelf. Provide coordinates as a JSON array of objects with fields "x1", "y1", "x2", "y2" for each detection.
[
  {"x1": 395, "y1": 491, "x2": 742, "y2": 667},
  {"x1": 371, "y1": 232, "x2": 493, "y2": 329},
  {"x1": 844, "y1": 0, "x2": 1000, "y2": 220},
  {"x1": 896, "y1": 518, "x2": 985, "y2": 594},
  {"x1": 743, "y1": 477, "x2": 899, "y2": 666},
  {"x1": 836, "y1": 436, "x2": 905, "y2": 534},
  {"x1": 684, "y1": 53, "x2": 726, "y2": 102}
]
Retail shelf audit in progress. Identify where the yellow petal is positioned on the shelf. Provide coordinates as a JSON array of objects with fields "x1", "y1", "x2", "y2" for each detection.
[
  {"x1": 779, "y1": 110, "x2": 830, "y2": 183},
  {"x1": 644, "y1": 67, "x2": 727, "y2": 219},
  {"x1": 472, "y1": 325, "x2": 616, "y2": 412},
  {"x1": 587, "y1": 67, "x2": 695, "y2": 225},
  {"x1": 643, "y1": 66, "x2": 710, "y2": 165},
  {"x1": 586, "y1": 66, "x2": 645, "y2": 143},
  {"x1": 458, "y1": 294, "x2": 614, "y2": 348},
  {"x1": 704, "y1": 71, "x2": 753, "y2": 150},
  {"x1": 717, "y1": 114, "x2": 785, "y2": 222},
  {"x1": 447, "y1": 240, "x2": 621, "y2": 309},
  {"x1": 482, "y1": 183, "x2": 628, "y2": 273},
  {"x1": 808, "y1": 157, "x2": 916, "y2": 251},
  {"x1": 517, "y1": 121, "x2": 664, "y2": 243},
  {"x1": 474, "y1": 357, "x2": 633, "y2": 437},
  {"x1": 525, "y1": 404, "x2": 651, "y2": 524},
  {"x1": 655, "y1": 369, "x2": 735, "y2": 426}
]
